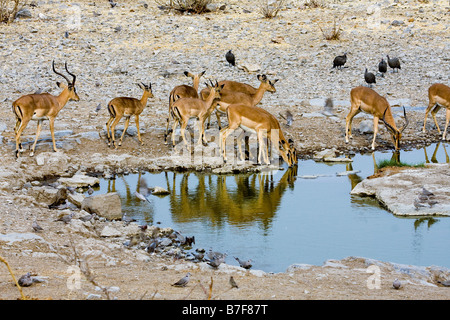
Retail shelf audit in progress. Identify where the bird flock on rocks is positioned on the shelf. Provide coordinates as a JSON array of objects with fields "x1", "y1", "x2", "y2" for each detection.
[{"x1": 414, "y1": 186, "x2": 438, "y2": 211}]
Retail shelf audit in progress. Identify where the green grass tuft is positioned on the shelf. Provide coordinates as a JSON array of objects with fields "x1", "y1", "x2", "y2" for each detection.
[{"x1": 376, "y1": 159, "x2": 425, "y2": 169}]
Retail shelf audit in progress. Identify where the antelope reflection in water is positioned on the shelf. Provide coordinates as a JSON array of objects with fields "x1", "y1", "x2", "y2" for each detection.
[
  {"x1": 164, "y1": 166, "x2": 297, "y2": 227},
  {"x1": 424, "y1": 141, "x2": 449, "y2": 164}
]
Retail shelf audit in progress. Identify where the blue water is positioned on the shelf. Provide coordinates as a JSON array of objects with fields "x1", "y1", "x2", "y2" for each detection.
[{"x1": 94, "y1": 142, "x2": 450, "y2": 273}]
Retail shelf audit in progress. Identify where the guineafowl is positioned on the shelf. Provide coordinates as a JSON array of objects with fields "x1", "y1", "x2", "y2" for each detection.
[{"x1": 387, "y1": 55, "x2": 401, "y2": 72}]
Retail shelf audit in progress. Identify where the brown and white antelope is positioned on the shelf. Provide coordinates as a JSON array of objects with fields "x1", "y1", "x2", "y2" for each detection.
[
  {"x1": 201, "y1": 74, "x2": 278, "y2": 129},
  {"x1": 12, "y1": 60, "x2": 79, "y2": 158},
  {"x1": 106, "y1": 82, "x2": 153, "y2": 148},
  {"x1": 165, "y1": 71, "x2": 205, "y2": 143},
  {"x1": 170, "y1": 81, "x2": 224, "y2": 147},
  {"x1": 219, "y1": 104, "x2": 297, "y2": 167},
  {"x1": 422, "y1": 83, "x2": 450, "y2": 140},
  {"x1": 345, "y1": 86, "x2": 408, "y2": 151}
]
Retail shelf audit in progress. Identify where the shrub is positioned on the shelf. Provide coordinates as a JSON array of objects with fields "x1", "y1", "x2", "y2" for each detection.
[
  {"x1": 0, "y1": 0, "x2": 24, "y2": 24},
  {"x1": 258, "y1": 0, "x2": 286, "y2": 19},
  {"x1": 317, "y1": 17, "x2": 343, "y2": 40}
]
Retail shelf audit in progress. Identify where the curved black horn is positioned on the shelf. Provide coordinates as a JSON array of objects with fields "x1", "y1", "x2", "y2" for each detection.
[
  {"x1": 52, "y1": 60, "x2": 71, "y2": 85},
  {"x1": 382, "y1": 106, "x2": 396, "y2": 133},
  {"x1": 399, "y1": 106, "x2": 409, "y2": 133},
  {"x1": 64, "y1": 62, "x2": 76, "y2": 85}
]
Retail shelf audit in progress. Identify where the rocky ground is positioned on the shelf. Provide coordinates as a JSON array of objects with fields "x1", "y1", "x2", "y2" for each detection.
[{"x1": 0, "y1": 0, "x2": 450, "y2": 300}]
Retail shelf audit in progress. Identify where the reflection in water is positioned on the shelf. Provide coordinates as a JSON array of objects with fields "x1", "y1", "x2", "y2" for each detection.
[
  {"x1": 94, "y1": 143, "x2": 450, "y2": 271},
  {"x1": 424, "y1": 142, "x2": 449, "y2": 164},
  {"x1": 414, "y1": 217, "x2": 439, "y2": 230},
  {"x1": 163, "y1": 166, "x2": 298, "y2": 230}
]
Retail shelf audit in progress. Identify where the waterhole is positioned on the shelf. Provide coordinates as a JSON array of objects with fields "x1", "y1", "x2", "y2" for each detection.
[{"x1": 92, "y1": 142, "x2": 450, "y2": 273}]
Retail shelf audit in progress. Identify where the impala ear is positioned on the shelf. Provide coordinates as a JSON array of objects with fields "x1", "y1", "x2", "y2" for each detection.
[
  {"x1": 200, "y1": 71, "x2": 206, "y2": 76},
  {"x1": 57, "y1": 81, "x2": 67, "y2": 89}
]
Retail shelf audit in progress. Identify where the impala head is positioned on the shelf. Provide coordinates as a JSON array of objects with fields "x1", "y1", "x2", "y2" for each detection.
[
  {"x1": 278, "y1": 137, "x2": 297, "y2": 167},
  {"x1": 184, "y1": 70, "x2": 206, "y2": 79},
  {"x1": 257, "y1": 74, "x2": 279, "y2": 93},
  {"x1": 382, "y1": 106, "x2": 408, "y2": 151},
  {"x1": 205, "y1": 80, "x2": 225, "y2": 99},
  {"x1": 136, "y1": 82, "x2": 154, "y2": 98},
  {"x1": 53, "y1": 60, "x2": 79, "y2": 101}
]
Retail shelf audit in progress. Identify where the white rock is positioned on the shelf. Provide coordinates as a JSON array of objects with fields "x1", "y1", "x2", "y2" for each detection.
[
  {"x1": 58, "y1": 174, "x2": 100, "y2": 188},
  {"x1": 0, "y1": 232, "x2": 43, "y2": 244},
  {"x1": 100, "y1": 225, "x2": 122, "y2": 237}
]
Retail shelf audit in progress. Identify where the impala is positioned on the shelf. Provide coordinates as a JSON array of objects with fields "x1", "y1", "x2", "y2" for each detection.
[
  {"x1": 345, "y1": 86, "x2": 408, "y2": 151},
  {"x1": 106, "y1": 82, "x2": 153, "y2": 148},
  {"x1": 201, "y1": 74, "x2": 278, "y2": 129},
  {"x1": 12, "y1": 60, "x2": 79, "y2": 158},
  {"x1": 219, "y1": 104, "x2": 297, "y2": 167},
  {"x1": 165, "y1": 71, "x2": 205, "y2": 143},
  {"x1": 422, "y1": 83, "x2": 450, "y2": 140},
  {"x1": 170, "y1": 81, "x2": 224, "y2": 147}
]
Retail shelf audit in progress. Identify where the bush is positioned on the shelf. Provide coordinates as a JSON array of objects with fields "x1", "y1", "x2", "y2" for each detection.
[
  {"x1": 258, "y1": 0, "x2": 286, "y2": 19},
  {"x1": 155, "y1": 0, "x2": 214, "y2": 14},
  {"x1": 317, "y1": 17, "x2": 343, "y2": 40},
  {"x1": 0, "y1": 0, "x2": 24, "y2": 24}
]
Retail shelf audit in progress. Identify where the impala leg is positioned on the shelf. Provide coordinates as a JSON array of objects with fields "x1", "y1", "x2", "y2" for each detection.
[
  {"x1": 14, "y1": 119, "x2": 23, "y2": 152},
  {"x1": 442, "y1": 108, "x2": 450, "y2": 141},
  {"x1": 263, "y1": 134, "x2": 270, "y2": 165},
  {"x1": 110, "y1": 115, "x2": 123, "y2": 149},
  {"x1": 215, "y1": 111, "x2": 222, "y2": 130},
  {"x1": 49, "y1": 117, "x2": 59, "y2": 153},
  {"x1": 106, "y1": 116, "x2": 114, "y2": 147},
  {"x1": 206, "y1": 114, "x2": 211, "y2": 130},
  {"x1": 180, "y1": 120, "x2": 189, "y2": 146},
  {"x1": 197, "y1": 119, "x2": 206, "y2": 145},
  {"x1": 371, "y1": 116, "x2": 379, "y2": 150},
  {"x1": 171, "y1": 118, "x2": 179, "y2": 147},
  {"x1": 119, "y1": 116, "x2": 130, "y2": 147},
  {"x1": 135, "y1": 115, "x2": 143, "y2": 145},
  {"x1": 220, "y1": 127, "x2": 233, "y2": 162},
  {"x1": 14, "y1": 118, "x2": 20, "y2": 136},
  {"x1": 165, "y1": 110, "x2": 172, "y2": 144},
  {"x1": 257, "y1": 130, "x2": 264, "y2": 165},
  {"x1": 15, "y1": 118, "x2": 30, "y2": 158},
  {"x1": 431, "y1": 105, "x2": 442, "y2": 135},
  {"x1": 30, "y1": 120, "x2": 43, "y2": 157},
  {"x1": 345, "y1": 108, "x2": 360, "y2": 143},
  {"x1": 236, "y1": 130, "x2": 246, "y2": 161},
  {"x1": 423, "y1": 102, "x2": 438, "y2": 133}
]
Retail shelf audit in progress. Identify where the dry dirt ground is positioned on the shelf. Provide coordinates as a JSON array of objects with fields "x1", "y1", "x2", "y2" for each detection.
[{"x1": 0, "y1": 0, "x2": 450, "y2": 301}]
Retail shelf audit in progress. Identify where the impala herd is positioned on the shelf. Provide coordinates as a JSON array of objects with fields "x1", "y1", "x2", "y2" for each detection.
[{"x1": 10, "y1": 61, "x2": 450, "y2": 168}]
